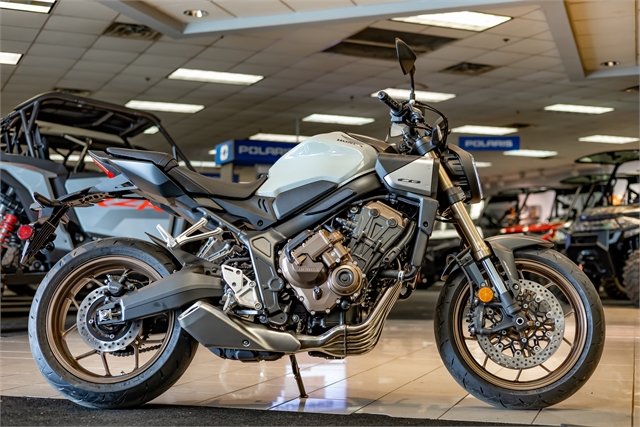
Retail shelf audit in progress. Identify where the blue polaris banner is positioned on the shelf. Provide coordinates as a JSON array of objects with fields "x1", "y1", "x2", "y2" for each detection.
[
  {"x1": 215, "y1": 140, "x2": 296, "y2": 166},
  {"x1": 459, "y1": 136, "x2": 520, "y2": 151}
]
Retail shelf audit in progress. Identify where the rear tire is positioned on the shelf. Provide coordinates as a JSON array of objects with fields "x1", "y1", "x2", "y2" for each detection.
[
  {"x1": 29, "y1": 238, "x2": 198, "y2": 409},
  {"x1": 623, "y1": 250, "x2": 640, "y2": 306},
  {"x1": 435, "y1": 247, "x2": 605, "y2": 409}
]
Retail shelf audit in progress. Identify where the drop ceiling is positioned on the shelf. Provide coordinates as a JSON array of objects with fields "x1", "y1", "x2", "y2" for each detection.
[{"x1": 0, "y1": 0, "x2": 638, "y2": 186}]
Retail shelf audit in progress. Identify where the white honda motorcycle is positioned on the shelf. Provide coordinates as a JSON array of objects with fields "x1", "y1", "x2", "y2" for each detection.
[{"x1": 22, "y1": 39, "x2": 604, "y2": 410}]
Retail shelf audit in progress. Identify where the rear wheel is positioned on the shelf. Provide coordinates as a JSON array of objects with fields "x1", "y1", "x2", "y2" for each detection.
[
  {"x1": 623, "y1": 250, "x2": 640, "y2": 306},
  {"x1": 29, "y1": 238, "x2": 198, "y2": 409},
  {"x1": 435, "y1": 248, "x2": 605, "y2": 409}
]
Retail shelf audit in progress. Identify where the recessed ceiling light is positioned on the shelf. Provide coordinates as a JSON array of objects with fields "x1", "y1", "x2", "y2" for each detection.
[
  {"x1": 451, "y1": 125, "x2": 518, "y2": 135},
  {"x1": 143, "y1": 126, "x2": 159, "y2": 135},
  {"x1": 184, "y1": 9, "x2": 208, "y2": 18},
  {"x1": 544, "y1": 104, "x2": 614, "y2": 114},
  {"x1": 302, "y1": 114, "x2": 375, "y2": 126},
  {"x1": 0, "y1": 52, "x2": 22, "y2": 65},
  {"x1": 579, "y1": 135, "x2": 639, "y2": 144},
  {"x1": 249, "y1": 133, "x2": 309, "y2": 143},
  {"x1": 125, "y1": 100, "x2": 204, "y2": 114},
  {"x1": 475, "y1": 161, "x2": 493, "y2": 168},
  {"x1": 0, "y1": 0, "x2": 55, "y2": 13},
  {"x1": 179, "y1": 160, "x2": 218, "y2": 168},
  {"x1": 392, "y1": 11, "x2": 511, "y2": 32},
  {"x1": 168, "y1": 68, "x2": 263, "y2": 85},
  {"x1": 370, "y1": 88, "x2": 456, "y2": 103},
  {"x1": 600, "y1": 61, "x2": 620, "y2": 67},
  {"x1": 503, "y1": 149, "x2": 558, "y2": 158}
]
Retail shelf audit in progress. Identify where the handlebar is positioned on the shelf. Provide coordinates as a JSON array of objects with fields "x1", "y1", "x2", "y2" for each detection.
[{"x1": 377, "y1": 91, "x2": 403, "y2": 114}]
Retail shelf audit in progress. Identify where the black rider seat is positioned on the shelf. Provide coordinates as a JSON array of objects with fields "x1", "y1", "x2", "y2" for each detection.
[{"x1": 105, "y1": 147, "x2": 266, "y2": 200}]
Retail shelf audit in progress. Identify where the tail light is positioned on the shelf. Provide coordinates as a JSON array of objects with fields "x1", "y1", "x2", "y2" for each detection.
[{"x1": 92, "y1": 157, "x2": 115, "y2": 179}]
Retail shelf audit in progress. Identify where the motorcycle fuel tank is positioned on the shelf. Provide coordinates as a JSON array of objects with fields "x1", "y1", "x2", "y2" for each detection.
[{"x1": 256, "y1": 132, "x2": 379, "y2": 198}]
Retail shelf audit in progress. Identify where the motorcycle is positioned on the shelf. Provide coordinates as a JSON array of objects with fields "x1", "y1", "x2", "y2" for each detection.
[{"x1": 22, "y1": 39, "x2": 604, "y2": 410}]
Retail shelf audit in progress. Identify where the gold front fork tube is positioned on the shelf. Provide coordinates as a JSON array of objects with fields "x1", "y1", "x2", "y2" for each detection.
[{"x1": 428, "y1": 152, "x2": 492, "y2": 261}]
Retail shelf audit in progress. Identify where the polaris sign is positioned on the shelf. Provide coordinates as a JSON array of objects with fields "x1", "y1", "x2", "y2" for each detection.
[
  {"x1": 459, "y1": 136, "x2": 520, "y2": 151},
  {"x1": 214, "y1": 140, "x2": 295, "y2": 166}
]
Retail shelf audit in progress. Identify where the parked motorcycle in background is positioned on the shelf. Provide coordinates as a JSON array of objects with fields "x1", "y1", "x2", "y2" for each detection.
[{"x1": 23, "y1": 39, "x2": 604, "y2": 410}]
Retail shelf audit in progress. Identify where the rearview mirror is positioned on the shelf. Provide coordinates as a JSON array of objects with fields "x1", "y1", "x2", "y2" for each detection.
[{"x1": 395, "y1": 38, "x2": 416, "y2": 76}]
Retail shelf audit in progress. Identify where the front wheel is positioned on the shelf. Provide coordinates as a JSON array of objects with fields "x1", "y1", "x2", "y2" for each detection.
[
  {"x1": 29, "y1": 238, "x2": 198, "y2": 409},
  {"x1": 435, "y1": 248, "x2": 605, "y2": 409}
]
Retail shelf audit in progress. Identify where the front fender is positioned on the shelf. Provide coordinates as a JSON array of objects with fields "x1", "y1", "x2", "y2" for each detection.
[{"x1": 441, "y1": 234, "x2": 553, "y2": 281}]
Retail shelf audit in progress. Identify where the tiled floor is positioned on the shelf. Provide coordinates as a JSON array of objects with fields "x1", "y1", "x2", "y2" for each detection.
[{"x1": 1, "y1": 305, "x2": 638, "y2": 426}]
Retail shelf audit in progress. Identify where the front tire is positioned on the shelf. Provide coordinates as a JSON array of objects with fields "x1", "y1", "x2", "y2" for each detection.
[
  {"x1": 435, "y1": 248, "x2": 605, "y2": 409},
  {"x1": 29, "y1": 238, "x2": 198, "y2": 409}
]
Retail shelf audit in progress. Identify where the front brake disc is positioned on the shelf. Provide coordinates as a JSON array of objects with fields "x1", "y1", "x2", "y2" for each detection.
[{"x1": 476, "y1": 279, "x2": 565, "y2": 369}]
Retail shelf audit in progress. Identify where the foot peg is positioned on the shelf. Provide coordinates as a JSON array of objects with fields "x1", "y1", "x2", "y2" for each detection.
[{"x1": 289, "y1": 354, "x2": 308, "y2": 398}]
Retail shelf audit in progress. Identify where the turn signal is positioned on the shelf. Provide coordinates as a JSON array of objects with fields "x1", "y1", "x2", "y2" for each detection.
[
  {"x1": 17, "y1": 224, "x2": 34, "y2": 241},
  {"x1": 477, "y1": 286, "x2": 494, "y2": 303}
]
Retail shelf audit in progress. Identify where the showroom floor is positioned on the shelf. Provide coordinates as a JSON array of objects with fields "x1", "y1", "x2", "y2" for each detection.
[{"x1": 1, "y1": 304, "x2": 637, "y2": 427}]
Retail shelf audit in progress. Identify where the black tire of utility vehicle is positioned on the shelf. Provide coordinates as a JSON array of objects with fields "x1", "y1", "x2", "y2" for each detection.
[
  {"x1": 435, "y1": 247, "x2": 605, "y2": 409},
  {"x1": 622, "y1": 249, "x2": 640, "y2": 306},
  {"x1": 29, "y1": 238, "x2": 198, "y2": 409},
  {"x1": 601, "y1": 277, "x2": 628, "y2": 300}
]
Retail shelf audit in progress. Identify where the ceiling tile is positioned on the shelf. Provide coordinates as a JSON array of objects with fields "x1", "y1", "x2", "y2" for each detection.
[
  {"x1": 159, "y1": 34, "x2": 222, "y2": 46},
  {"x1": 213, "y1": 0, "x2": 293, "y2": 17},
  {"x1": 426, "y1": 46, "x2": 488, "y2": 61},
  {"x1": 228, "y1": 63, "x2": 283, "y2": 76},
  {"x1": 91, "y1": 37, "x2": 154, "y2": 53},
  {"x1": 54, "y1": 78, "x2": 107, "y2": 91},
  {"x1": 52, "y1": 0, "x2": 119, "y2": 20},
  {"x1": 517, "y1": 70, "x2": 566, "y2": 83},
  {"x1": 211, "y1": 35, "x2": 274, "y2": 51},
  {"x1": 120, "y1": 64, "x2": 175, "y2": 78},
  {"x1": 35, "y1": 30, "x2": 98, "y2": 48},
  {"x1": 28, "y1": 44, "x2": 87, "y2": 59},
  {"x1": 62, "y1": 70, "x2": 114, "y2": 83},
  {"x1": 19, "y1": 55, "x2": 76, "y2": 69},
  {"x1": 0, "y1": 26, "x2": 39, "y2": 42},
  {"x1": 470, "y1": 51, "x2": 529, "y2": 66},
  {"x1": 510, "y1": 56, "x2": 563, "y2": 70},
  {"x1": 144, "y1": 42, "x2": 205, "y2": 58},
  {"x1": 485, "y1": 18, "x2": 549, "y2": 38},
  {"x1": 82, "y1": 49, "x2": 139, "y2": 64},
  {"x1": 44, "y1": 15, "x2": 111, "y2": 35},
  {"x1": 0, "y1": 10, "x2": 48, "y2": 29},
  {"x1": 480, "y1": 5, "x2": 541, "y2": 17},
  {"x1": 0, "y1": 40, "x2": 32, "y2": 54},
  {"x1": 196, "y1": 47, "x2": 256, "y2": 62},
  {"x1": 499, "y1": 39, "x2": 556, "y2": 55},
  {"x1": 282, "y1": 0, "x2": 353, "y2": 12},
  {"x1": 131, "y1": 54, "x2": 186, "y2": 68},
  {"x1": 454, "y1": 33, "x2": 523, "y2": 50},
  {"x1": 180, "y1": 59, "x2": 237, "y2": 72},
  {"x1": 244, "y1": 52, "x2": 300, "y2": 67},
  {"x1": 15, "y1": 65, "x2": 67, "y2": 78},
  {"x1": 72, "y1": 60, "x2": 127, "y2": 74},
  {"x1": 262, "y1": 40, "x2": 321, "y2": 56}
]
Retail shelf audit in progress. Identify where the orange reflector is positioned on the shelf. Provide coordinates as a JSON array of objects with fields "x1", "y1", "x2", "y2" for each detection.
[{"x1": 478, "y1": 287, "x2": 494, "y2": 303}]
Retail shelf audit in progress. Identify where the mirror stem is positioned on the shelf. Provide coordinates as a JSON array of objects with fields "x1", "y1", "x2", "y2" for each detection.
[{"x1": 409, "y1": 71, "x2": 416, "y2": 101}]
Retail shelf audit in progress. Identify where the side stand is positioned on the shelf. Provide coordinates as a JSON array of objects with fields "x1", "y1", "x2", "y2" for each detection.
[{"x1": 289, "y1": 354, "x2": 308, "y2": 398}]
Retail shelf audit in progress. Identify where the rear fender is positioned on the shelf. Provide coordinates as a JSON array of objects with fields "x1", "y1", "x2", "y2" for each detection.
[{"x1": 441, "y1": 234, "x2": 554, "y2": 282}]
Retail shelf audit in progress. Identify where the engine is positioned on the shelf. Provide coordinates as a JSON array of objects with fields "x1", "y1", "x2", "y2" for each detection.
[{"x1": 279, "y1": 201, "x2": 407, "y2": 315}]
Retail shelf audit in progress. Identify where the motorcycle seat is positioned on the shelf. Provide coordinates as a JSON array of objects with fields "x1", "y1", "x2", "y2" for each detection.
[
  {"x1": 105, "y1": 147, "x2": 178, "y2": 172},
  {"x1": 168, "y1": 167, "x2": 267, "y2": 200}
]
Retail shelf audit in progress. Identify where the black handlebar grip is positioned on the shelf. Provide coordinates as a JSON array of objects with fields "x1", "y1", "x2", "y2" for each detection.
[{"x1": 377, "y1": 91, "x2": 403, "y2": 113}]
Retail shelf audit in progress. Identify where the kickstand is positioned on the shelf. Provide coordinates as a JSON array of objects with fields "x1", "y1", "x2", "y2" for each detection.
[{"x1": 289, "y1": 354, "x2": 308, "y2": 398}]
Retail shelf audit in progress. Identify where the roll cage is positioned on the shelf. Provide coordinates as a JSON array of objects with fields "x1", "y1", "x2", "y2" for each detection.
[{"x1": 0, "y1": 91, "x2": 195, "y2": 171}]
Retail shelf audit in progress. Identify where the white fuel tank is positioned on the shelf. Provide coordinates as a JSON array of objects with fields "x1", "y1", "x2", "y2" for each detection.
[{"x1": 256, "y1": 132, "x2": 378, "y2": 198}]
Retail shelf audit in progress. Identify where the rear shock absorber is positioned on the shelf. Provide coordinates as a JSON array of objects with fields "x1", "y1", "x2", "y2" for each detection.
[{"x1": 0, "y1": 212, "x2": 19, "y2": 248}]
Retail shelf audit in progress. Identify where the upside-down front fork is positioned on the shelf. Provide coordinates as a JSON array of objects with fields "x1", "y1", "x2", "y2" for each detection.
[{"x1": 429, "y1": 152, "x2": 522, "y2": 317}]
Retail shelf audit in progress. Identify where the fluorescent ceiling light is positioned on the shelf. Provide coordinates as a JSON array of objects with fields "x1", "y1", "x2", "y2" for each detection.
[
  {"x1": 125, "y1": 100, "x2": 204, "y2": 114},
  {"x1": 475, "y1": 161, "x2": 493, "y2": 168},
  {"x1": 503, "y1": 149, "x2": 557, "y2": 158},
  {"x1": 168, "y1": 68, "x2": 263, "y2": 85},
  {"x1": 393, "y1": 11, "x2": 511, "y2": 32},
  {"x1": 179, "y1": 160, "x2": 219, "y2": 168},
  {"x1": 579, "y1": 135, "x2": 639, "y2": 144},
  {"x1": 371, "y1": 88, "x2": 456, "y2": 103},
  {"x1": 143, "y1": 126, "x2": 159, "y2": 135},
  {"x1": 544, "y1": 104, "x2": 614, "y2": 114},
  {"x1": 452, "y1": 125, "x2": 517, "y2": 135},
  {"x1": 0, "y1": 0, "x2": 54, "y2": 13},
  {"x1": 208, "y1": 149, "x2": 217, "y2": 155},
  {"x1": 249, "y1": 133, "x2": 309, "y2": 143},
  {"x1": 303, "y1": 114, "x2": 374, "y2": 126},
  {"x1": 0, "y1": 52, "x2": 22, "y2": 65}
]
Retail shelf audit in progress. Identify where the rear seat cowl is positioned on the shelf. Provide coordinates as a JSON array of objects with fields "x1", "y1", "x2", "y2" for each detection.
[{"x1": 105, "y1": 147, "x2": 178, "y2": 172}]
